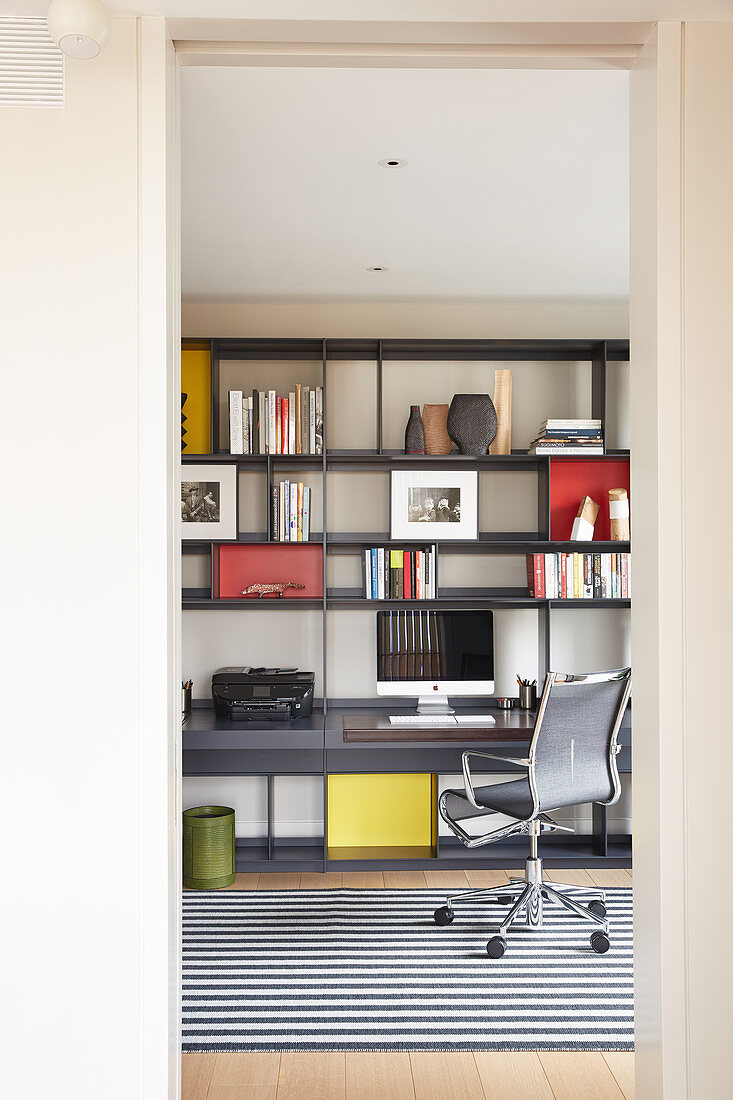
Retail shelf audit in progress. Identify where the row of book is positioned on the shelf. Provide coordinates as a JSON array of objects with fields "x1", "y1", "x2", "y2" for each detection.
[
  {"x1": 271, "y1": 482, "x2": 313, "y2": 542},
  {"x1": 529, "y1": 418, "x2": 604, "y2": 455},
  {"x1": 526, "y1": 552, "x2": 631, "y2": 599},
  {"x1": 364, "y1": 547, "x2": 437, "y2": 601},
  {"x1": 228, "y1": 385, "x2": 324, "y2": 456}
]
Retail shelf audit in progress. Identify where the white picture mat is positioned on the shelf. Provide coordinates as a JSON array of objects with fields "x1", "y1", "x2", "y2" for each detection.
[
  {"x1": 181, "y1": 463, "x2": 238, "y2": 540},
  {"x1": 390, "y1": 469, "x2": 478, "y2": 541}
]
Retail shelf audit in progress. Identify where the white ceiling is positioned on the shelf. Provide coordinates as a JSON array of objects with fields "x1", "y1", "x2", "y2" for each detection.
[{"x1": 182, "y1": 65, "x2": 628, "y2": 302}]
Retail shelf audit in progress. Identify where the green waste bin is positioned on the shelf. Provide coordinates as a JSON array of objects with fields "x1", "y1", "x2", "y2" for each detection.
[{"x1": 183, "y1": 805, "x2": 236, "y2": 889}]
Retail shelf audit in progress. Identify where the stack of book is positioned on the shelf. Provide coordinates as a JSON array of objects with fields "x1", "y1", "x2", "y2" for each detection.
[
  {"x1": 271, "y1": 482, "x2": 312, "y2": 542},
  {"x1": 526, "y1": 552, "x2": 630, "y2": 599},
  {"x1": 228, "y1": 384, "x2": 324, "y2": 456},
  {"x1": 529, "y1": 419, "x2": 604, "y2": 455},
  {"x1": 364, "y1": 547, "x2": 437, "y2": 600}
]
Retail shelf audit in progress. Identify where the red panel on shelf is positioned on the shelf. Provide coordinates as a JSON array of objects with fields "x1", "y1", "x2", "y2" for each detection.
[
  {"x1": 549, "y1": 458, "x2": 630, "y2": 541},
  {"x1": 215, "y1": 544, "x2": 324, "y2": 600}
]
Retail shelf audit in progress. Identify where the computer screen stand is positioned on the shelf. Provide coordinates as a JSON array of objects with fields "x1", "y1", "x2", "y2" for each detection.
[{"x1": 416, "y1": 694, "x2": 454, "y2": 715}]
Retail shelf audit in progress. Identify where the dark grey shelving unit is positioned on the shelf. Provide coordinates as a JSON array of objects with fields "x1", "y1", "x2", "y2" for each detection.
[{"x1": 181, "y1": 336, "x2": 632, "y2": 872}]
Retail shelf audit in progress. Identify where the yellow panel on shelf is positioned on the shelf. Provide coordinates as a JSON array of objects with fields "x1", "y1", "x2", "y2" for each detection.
[
  {"x1": 181, "y1": 347, "x2": 211, "y2": 454},
  {"x1": 327, "y1": 773, "x2": 435, "y2": 850}
]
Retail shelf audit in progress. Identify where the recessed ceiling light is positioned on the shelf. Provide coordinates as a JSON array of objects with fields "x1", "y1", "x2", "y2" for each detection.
[
  {"x1": 367, "y1": 266, "x2": 389, "y2": 272},
  {"x1": 378, "y1": 159, "x2": 408, "y2": 169}
]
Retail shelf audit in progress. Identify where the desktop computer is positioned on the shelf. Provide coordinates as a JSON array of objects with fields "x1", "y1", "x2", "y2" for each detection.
[{"x1": 376, "y1": 609, "x2": 494, "y2": 723}]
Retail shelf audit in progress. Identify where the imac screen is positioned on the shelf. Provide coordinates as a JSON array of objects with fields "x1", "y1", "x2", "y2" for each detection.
[{"x1": 376, "y1": 609, "x2": 494, "y2": 682}]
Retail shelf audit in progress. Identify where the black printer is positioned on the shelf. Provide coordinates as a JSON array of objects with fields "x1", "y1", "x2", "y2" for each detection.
[{"x1": 211, "y1": 666, "x2": 315, "y2": 721}]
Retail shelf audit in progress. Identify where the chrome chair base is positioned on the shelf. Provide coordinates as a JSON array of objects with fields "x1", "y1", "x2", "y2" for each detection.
[{"x1": 433, "y1": 855, "x2": 611, "y2": 958}]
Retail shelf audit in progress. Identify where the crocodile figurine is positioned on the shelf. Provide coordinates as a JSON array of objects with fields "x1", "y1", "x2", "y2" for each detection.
[{"x1": 241, "y1": 582, "x2": 306, "y2": 599}]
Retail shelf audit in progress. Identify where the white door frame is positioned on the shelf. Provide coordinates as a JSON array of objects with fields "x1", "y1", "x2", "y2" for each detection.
[{"x1": 160, "y1": 22, "x2": 689, "y2": 1098}]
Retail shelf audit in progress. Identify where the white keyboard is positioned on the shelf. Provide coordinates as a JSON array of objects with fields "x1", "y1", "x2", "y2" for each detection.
[
  {"x1": 389, "y1": 714, "x2": 496, "y2": 725},
  {"x1": 390, "y1": 714, "x2": 456, "y2": 725}
]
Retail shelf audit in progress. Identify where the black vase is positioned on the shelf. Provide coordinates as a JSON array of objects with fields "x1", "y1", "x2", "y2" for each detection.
[
  {"x1": 446, "y1": 394, "x2": 498, "y2": 456},
  {"x1": 404, "y1": 405, "x2": 426, "y2": 454}
]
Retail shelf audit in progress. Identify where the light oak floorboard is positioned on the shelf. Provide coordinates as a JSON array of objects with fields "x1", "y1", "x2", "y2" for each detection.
[
  {"x1": 602, "y1": 1053, "x2": 635, "y2": 1099},
  {"x1": 211, "y1": 1054, "x2": 281, "y2": 1088},
  {"x1": 207, "y1": 1088, "x2": 277, "y2": 1100},
  {"x1": 409, "y1": 1053, "x2": 485, "y2": 1100},
  {"x1": 342, "y1": 871, "x2": 385, "y2": 888},
  {"x1": 278, "y1": 1053, "x2": 345, "y2": 1100},
  {"x1": 299, "y1": 872, "x2": 343, "y2": 889},
  {"x1": 474, "y1": 1051, "x2": 554, "y2": 1099},
  {"x1": 222, "y1": 873, "x2": 261, "y2": 891},
  {"x1": 346, "y1": 1052, "x2": 415, "y2": 1100},
  {"x1": 423, "y1": 870, "x2": 470, "y2": 889},
  {"x1": 382, "y1": 870, "x2": 427, "y2": 888},
  {"x1": 539, "y1": 1052, "x2": 625, "y2": 1099},
  {"x1": 587, "y1": 869, "x2": 633, "y2": 889},
  {"x1": 543, "y1": 868, "x2": 596, "y2": 887},
  {"x1": 465, "y1": 869, "x2": 511, "y2": 887},
  {"x1": 181, "y1": 1054, "x2": 215, "y2": 1100},
  {"x1": 257, "y1": 873, "x2": 301, "y2": 891}
]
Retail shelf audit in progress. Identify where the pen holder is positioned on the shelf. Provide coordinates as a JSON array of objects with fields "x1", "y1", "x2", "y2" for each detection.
[
  {"x1": 519, "y1": 684, "x2": 537, "y2": 710},
  {"x1": 182, "y1": 685, "x2": 192, "y2": 717}
]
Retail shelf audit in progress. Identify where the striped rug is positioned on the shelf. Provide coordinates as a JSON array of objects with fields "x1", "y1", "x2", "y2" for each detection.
[{"x1": 182, "y1": 887, "x2": 633, "y2": 1053}]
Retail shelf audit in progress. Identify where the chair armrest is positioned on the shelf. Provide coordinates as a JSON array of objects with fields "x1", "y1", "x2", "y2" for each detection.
[{"x1": 461, "y1": 750, "x2": 532, "y2": 809}]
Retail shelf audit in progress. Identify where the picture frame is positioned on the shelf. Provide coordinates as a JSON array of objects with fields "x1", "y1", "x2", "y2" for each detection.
[
  {"x1": 181, "y1": 464, "x2": 238, "y2": 540},
  {"x1": 390, "y1": 469, "x2": 478, "y2": 541}
]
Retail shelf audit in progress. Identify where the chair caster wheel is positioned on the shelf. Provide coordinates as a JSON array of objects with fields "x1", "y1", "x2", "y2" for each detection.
[
  {"x1": 591, "y1": 930, "x2": 610, "y2": 954},
  {"x1": 487, "y1": 936, "x2": 507, "y2": 959},
  {"x1": 434, "y1": 905, "x2": 454, "y2": 926},
  {"x1": 589, "y1": 900, "x2": 607, "y2": 919}
]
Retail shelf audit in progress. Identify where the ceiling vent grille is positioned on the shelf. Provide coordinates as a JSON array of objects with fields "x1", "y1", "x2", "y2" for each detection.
[{"x1": 0, "y1": 17, "x2": 63, "y2": 108}]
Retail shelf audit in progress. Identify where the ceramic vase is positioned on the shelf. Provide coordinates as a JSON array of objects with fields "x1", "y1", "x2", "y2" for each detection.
[
  {"x1": 422, "y1": 403, "x2": 452, "y2": 455},
  {"x1": 404, "y1": 405, "x2": 426, "y2": 454},
  {"x1": 446, "y1": 393, "x2": 498, "y2": 456}
]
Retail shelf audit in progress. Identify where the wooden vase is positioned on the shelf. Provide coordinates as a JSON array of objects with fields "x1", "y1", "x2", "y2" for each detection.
[{"x1": 422, "y1": 403, "x2": 452, "y2": 454}]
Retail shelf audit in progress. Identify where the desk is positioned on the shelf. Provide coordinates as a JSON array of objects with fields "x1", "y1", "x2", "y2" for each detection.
[{"x1": 182, "y1": 703, "x2": 631, "y2": 871}]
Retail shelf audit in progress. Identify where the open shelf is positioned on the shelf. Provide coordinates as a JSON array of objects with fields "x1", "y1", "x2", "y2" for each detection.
[{"x1": 326, "y1": 532, "x2": 630, "y2": 555}]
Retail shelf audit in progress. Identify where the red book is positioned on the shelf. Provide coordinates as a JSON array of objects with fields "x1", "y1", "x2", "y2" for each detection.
[
  {"x1": 404, "y1": 552, "x2": 412, "y2": 600},
  {"x1": 282, "y1": 397, "x2": 289, "y2": 454},
  {"x1": 415, "y1": 550, "x2": 421, "y2": 599},
  {"x1": 560, "y1": 552, "x2": 568, "y2": 599},
  {"x1": 534, "y1": 554, "x2": 545, "y2": 599},
  {"x1": 276, "y1": 395, "x2": 282, "y2": 454},
  {"x1": 526, "y1": 555, "x2": 535, "y2": 597}
]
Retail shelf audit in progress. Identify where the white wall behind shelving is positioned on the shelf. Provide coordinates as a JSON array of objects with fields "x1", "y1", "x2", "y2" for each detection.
[{"x1": 182, "y1": 297, "x2": 631, "y2": 835}]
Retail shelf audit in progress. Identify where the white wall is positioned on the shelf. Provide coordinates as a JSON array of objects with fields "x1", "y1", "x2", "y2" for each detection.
[
  {"x1": 182, "y1": 299, "x2": 631, "y2": 836},
  {"x1": 0, "y1": 18, "x2": 178, "y2": 1100}
]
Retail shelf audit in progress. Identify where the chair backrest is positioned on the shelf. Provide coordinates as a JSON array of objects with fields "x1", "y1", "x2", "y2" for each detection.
[{"x1": 528, "y1": 669, "x2": 631, "y2": 814}]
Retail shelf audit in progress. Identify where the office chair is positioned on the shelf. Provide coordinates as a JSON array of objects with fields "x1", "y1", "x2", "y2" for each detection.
[{"x1": 434, "y1": 668, "x2": 631, "y2": 958}]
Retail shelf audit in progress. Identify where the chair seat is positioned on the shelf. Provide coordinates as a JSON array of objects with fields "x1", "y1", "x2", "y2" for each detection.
[{"x1": 443, "y1": 777, "x2": 535, "y2": 822}]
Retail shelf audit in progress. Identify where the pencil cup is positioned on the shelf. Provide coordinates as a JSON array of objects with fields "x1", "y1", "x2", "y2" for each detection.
[
  {"x1": 519, "y1": 684, "x2": 537, "y2": 710},
  {"x1": 182, "y1": 685, "x2": 192, "y2": 716}
]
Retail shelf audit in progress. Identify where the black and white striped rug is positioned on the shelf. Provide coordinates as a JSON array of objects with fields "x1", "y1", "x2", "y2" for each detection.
[{"x1": 182, "y1": 888, "x2": 633, "y2": 1052}]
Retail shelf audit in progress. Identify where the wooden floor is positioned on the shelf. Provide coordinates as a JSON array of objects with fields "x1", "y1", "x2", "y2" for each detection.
[{"x1": 182, "y1": 867, "x2": 634, "y2": 1100}]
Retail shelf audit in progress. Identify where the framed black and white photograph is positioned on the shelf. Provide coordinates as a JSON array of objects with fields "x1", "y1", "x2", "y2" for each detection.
[
  {"x1": 181, "y1": 464, "x2": 238, "y2": 540},
  {"x1": 390, "y1": 469, "x2": 478, "y2": 541}
]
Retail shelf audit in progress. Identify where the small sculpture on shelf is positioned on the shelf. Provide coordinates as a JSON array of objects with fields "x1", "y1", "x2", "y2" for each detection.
[
  {"x1": 608, "y1": 488, "x2": 630, "y2": 540},
  {"x1": 242, "y1": 582, "x2": 306, "y2": 599},
  {"x1": 446, "y1": 393, "x2": 498, "y2": 456},
  {"x1": 404, "y1": 406, "x2": 426, "y2": 454},
  {"x1": 570, "y1": 495, "x2": 600, "y2": 541}
]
